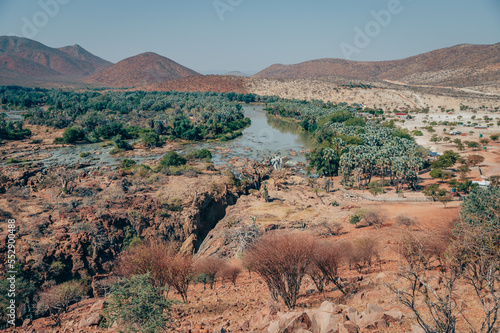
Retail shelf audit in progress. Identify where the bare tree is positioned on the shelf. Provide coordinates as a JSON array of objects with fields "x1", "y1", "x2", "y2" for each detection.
[
  {"x1": 312, "y1": 241, "x2": 347, "y2": 295},
  {"x1": 36, "y1": 281, "x2": 86, "y2": 327},
  {"x1": 194, "y1": 256, "x2": 227, "y2": 289},
  {"x1": 388, "y1": 230, "x2": 457, "y2": 333},
  {"x1": 220, "y1": 263, "x2": 242, "y2": 286},
  {"x1": 166, "y1": 253, "x2": 193, "y2": 303},
  {"x1": 448, "y1": 224, "x2": 500, "y2": 333},
  {"x1": 114, "y1": 241, "x2": 173, "y2": 290},
  {"x1": 243, "y1": 232, "x2": 316, "y2": 309}
]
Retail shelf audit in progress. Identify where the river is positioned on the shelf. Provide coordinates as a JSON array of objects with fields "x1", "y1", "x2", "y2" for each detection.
[{"x1": 5, "y1": 105, "x2": 316, "y2": 169}]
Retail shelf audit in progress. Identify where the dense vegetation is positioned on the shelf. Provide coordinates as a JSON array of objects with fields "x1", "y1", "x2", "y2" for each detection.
[
  {"x1": 266, "y1": 99, "x2": 424, "y2": 190},
  {"x1": 0, "y1": 86, "x2": 263, "y2": 144},
  {"x1": 0, "y1": 113, "x2": 31, "y2": 141}
]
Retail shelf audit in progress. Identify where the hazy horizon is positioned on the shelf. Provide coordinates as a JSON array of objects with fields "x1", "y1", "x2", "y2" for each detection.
[{"x1": 0, "y1": 0, "x2": 499, "y2": 72}]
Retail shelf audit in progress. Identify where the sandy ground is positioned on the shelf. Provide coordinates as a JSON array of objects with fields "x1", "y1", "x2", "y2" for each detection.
[{"x1": 249, "y1": 78, "x2": 500, "y2": 111}]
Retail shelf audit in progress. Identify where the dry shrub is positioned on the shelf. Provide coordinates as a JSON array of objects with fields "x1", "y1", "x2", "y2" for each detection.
[
  {"x1": 194, "y1": 256, "x2": 226, "y2": 289},
  {"x1": 399, "y1": 225, "x2": 453, "y2": 270},
  {"x1": 167, "y1": 253, "x2": 193, "y2": 302},
  {"x1": 115, "y1": 241, "x2": 172, "y2": 289},
  {"x1": 36, "y1": 281, "x2": 86, "y2": 327},
  {"x1": 115, "y1": 241, "x2": 193, "y2": 302},
  {"x1": 396, "y1": 214, "x2": 418, "y2": 227},
  {"x1": 220, "y1": 262, "x2": 243, "y2": 286},
  {"x1": 243, "y1": 232, "x2": 316, "y2": 309},
  {"x1": 312, "y1": 240, "x2": 349, "y2": 295},
  {"x1": 92, "y1": 274, "x2": 121, "y2": 298},
  {"x1": 362, "y1": 210, "x2": 385, "y2": 228},
  {"x1": 349, "y1": 237, "x2": 380, "y2": 273}
]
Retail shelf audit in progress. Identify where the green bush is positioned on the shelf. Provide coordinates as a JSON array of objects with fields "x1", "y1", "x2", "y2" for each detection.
[
  {"x1": 189, "y1": 148, "x2": 212, "y2": 160},
  {"x1": 141, "y1": 132, "x2": 163, "y2": 148},
  {"x1": 103, "y1": 274, "x2": 174, "y2": 333},
  {"x1": 62, "y1": 126, "x2": 86, "y2": 144},
  {"x1": 412, "y1": 130, "x2": 423, "y2": 136},
  {"x1": 79, "y1": 152, "x2": 91, "y2": 158},
  {"x1": 115, "y1": 138, "x2": 133, "y2": 151},
  {"x1": 121, "y1": 159, "x2": 136, "y2": 169},
  {"x1": 159, "y1": 151, "x2": 187, "y2": 168}
]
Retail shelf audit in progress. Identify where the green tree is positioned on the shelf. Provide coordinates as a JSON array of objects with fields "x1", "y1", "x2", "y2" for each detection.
[
  {"x1": 159, "y1": 151, "x2": 187, "y2": 167},
  {"x1": 141, "y1": 132, "x2": 163, "y2": 148},
  {"x1": 430, "y1": 168, "x2": 452, "y2": 183},
  {"x1": 431, "y1": 150, "x2": 459, "y2": 169},
  {"x1": 460, "y1": 186, "x2": 500, "y2": 227},
  {"x1": 306, "y1": 148, "x2": 339, "y2": 177},
  {"x1": 62, "y1": 126, "x2": 86, "y2": 144},
  {"x1": 103, "y1": 274, "x2": 174, "y2": 333}
]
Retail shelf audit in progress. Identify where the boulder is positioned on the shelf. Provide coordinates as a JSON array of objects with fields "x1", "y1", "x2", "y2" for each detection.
[
  {"x1": 356, "y1": 312, "x2": 383, "y2": 329},
  {"x1": 365, "y1": 303, "x2": 385, "y2": 314},
  {"x1": 90, "y1": 299, "x2": 106, "y2": 312},
  {"x1": 283, "y1": 313, "x2": 312, "y2": 333},
  {"x1": 268, "y1": 312, "x2": 312, "y2": 333},
  {"x1": 338, "y1": 321, "x2": 359, "y2": 333},
  {"x1": 318, "y1": 301, "x2": 342, "y2": 315},
  {"x1": 382, "y1": 310, "x2": 404, "y2": 323},
  {"x1": 78, "y1": 312, "x2": 103, "y2": 328},
  {"x1": 310, "y1": 312, "x2": 343, "y2": 333},
  {"x1": 342, "y1": 307, "x2": 360, "y2": 323}
]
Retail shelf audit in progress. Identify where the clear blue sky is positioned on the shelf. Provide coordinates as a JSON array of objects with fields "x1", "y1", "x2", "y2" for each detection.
[{"x1": 0, "y1": 0, "x2": 499, "y2": 73}]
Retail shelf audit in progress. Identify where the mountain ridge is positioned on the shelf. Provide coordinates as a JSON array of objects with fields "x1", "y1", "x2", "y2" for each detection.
[{"x1": 253, "y1": 43, "x2": 500, "y2": 87}]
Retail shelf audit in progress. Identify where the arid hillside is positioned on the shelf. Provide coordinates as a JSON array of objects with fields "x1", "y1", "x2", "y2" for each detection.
[
  {"x1": 0, "y1": 36, "x2": 112, "y2": 82},
  {"x1": 150, "y1": 75, "x2": 250, "y2": 93},
  {"x1": 85, "y1": 52, "x2": 200, "y2": 88},
  {"x1": 254, "y1": 43, "x2": 500, "y2": 87}
]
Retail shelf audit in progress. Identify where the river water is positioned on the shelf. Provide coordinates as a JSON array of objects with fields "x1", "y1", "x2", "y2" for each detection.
[{"x1": 6, "y1": 105, "x2": 316, "y2": 169}]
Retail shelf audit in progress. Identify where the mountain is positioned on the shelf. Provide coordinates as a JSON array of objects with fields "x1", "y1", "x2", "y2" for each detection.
[
  {"x1": 224, "y1": 71, "x2": 250, "y2": 77},
  {"x1": 253, "y1": 43, "x2": 500, "y2": 87},
  {"x1": 57, "y1": 44, "x2": 112, "y2": 73},
  {"x1": 0, "y1": 36, "x2": 112, "y2": 83},
  {"x1": 85, "y1": 52, "x2": 200, "y2": 87}
]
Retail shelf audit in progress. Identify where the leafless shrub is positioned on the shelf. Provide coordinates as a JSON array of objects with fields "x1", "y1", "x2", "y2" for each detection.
[
  {"x1": 115, "y1": 241, "x2": 194, "y2": 302},
  {"x1": 396, "y1": 214, "x2": 418, "y2": 227},
  {"x1": 243, "y1": 232, "x2": 316, "y2": 309},
  {"x1": 167, "y1": 253, "x2": 193, "y2": 302},
  {"x1": 55, "y1": 168, "x2": 78, "y2": 194},
  {"x1": 316, "y1": 221, "x2": 343, "y2": 236},
  {"x1": 362, "y1": 210, "x2": 385, "y2": 228},
  {"x1": 349, "y1": 237, "x2": 380, "y2": 273},
  {"x1": 20, "y1": 217, "x2": 50, "y2": 238},
  {"x1": 114, "y1": 241, "x2": 173, "y2": 289},
  {"x1": 232, "y1": 223, "x2": 260, "y2": 255},
  {"x1": 307, "y1": 264, "x2": 327, "y2": 295},
  {"x1": 92, "y1": 274, "x2": 121, "y2": 298},
  {"x1": 448, "y1": 224, "x2": 500, "y2": 333},
  {"x1": 312, "y1": 241, "x2": 349, "y2": 295},
  {"x1": 389, "y1": 229, "x2": 459, "y2": 333},
  {"x1": 220, "y1": 262, "x2": 242, "y2": 286},
  {"x1": 194, "y1": 256, "x2": 227, "y2": 290},
  {"x1": 36, "y1": 281, "x2": 87, "y2": 327}
]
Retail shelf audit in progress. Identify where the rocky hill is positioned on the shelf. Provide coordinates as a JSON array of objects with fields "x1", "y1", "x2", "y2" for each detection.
[
  {"x1": 254, "y1": 43, "x2": 500, "y2": 87},
  {"x1": 85, "y1": 52, "x2": 200, "y2": 87},
  {"x1": 0, "y1": 36, "x2": 112, "y2": 83}
]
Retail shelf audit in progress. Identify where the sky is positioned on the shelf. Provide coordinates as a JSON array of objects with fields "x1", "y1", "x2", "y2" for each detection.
[{"x1": 0, "y1": 0, "x2": 499, "y2": 74}]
